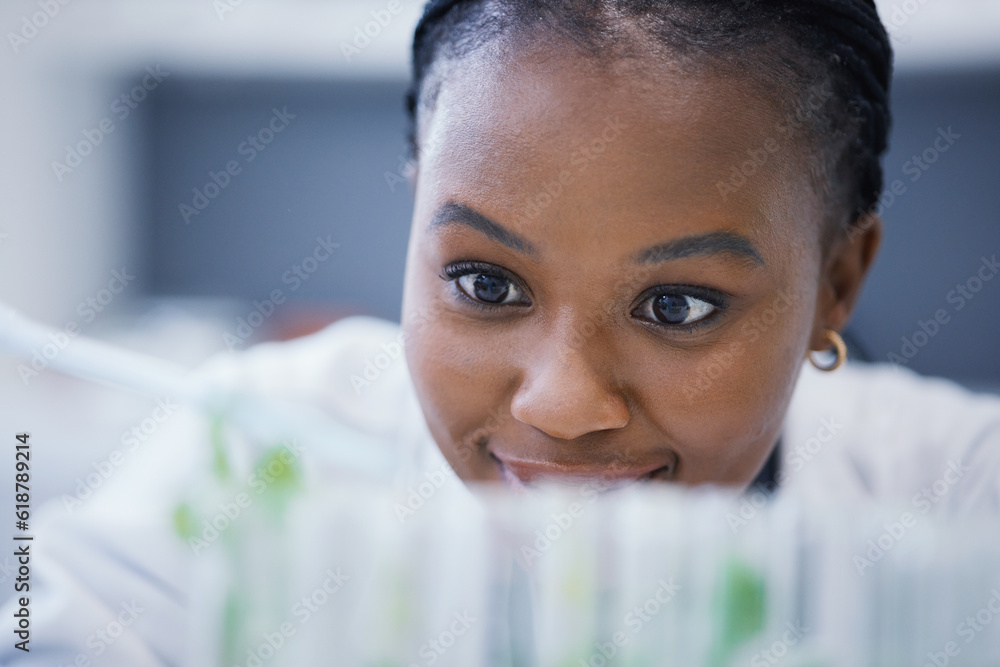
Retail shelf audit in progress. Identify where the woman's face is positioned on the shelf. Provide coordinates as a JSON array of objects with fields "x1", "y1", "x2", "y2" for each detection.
[{"x1": 401, "y1": 41, "x2": 875, "y2": 490}]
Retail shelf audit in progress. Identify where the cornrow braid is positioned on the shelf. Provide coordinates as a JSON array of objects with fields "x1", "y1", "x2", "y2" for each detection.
[
  {"x1": 405, "y1": 0, "x2": 893, "y2": 227},
  {"x1": 405, "y1": 0, "x2": 465, "y2": 136}
]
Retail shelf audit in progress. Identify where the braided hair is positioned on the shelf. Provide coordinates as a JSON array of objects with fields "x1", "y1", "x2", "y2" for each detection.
[{"x1": 405, "y1": 0, "x2": 893, "y2": 230}]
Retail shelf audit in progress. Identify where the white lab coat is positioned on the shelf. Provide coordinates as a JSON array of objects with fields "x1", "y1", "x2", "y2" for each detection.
[{"x1": 3, "y1": 315, "x2": 999, "y2": 665}]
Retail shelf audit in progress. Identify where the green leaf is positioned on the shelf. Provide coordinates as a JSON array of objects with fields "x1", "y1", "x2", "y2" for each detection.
[
  {"x1": 707, "y1": 556, "x2": 767, "y2": 667},
  {"x1": 210, "y1": 414, "x2": 232, "y2": 482},
  {"x1": 172, "y1": 502, "x2": 198, "y2": 539}
]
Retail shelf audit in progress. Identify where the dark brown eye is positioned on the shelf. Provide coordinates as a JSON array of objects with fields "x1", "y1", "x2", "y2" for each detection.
[
  {"x1": 457, "y1": 273, "x2": 525, "y2": 305},
  {"x1": 635, "y1": 293, "x2": 715, "y2": 326},
  {"x1": 653, "y1": 294, "x2": 690, "y2": 324}
]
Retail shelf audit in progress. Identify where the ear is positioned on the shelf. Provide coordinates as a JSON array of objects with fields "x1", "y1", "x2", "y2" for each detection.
[{"x1": 810, "y1": 213, "x2": 882, "y2": 350}]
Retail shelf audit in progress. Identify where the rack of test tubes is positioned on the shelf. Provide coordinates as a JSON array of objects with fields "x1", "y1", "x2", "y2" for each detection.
[{"x1": 179, "y1": 424, "x2": 1000, "y2": 667}]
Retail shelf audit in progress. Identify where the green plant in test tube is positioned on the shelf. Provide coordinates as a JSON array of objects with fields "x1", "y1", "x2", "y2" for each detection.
[
  {"x1": 707, "y1": 555, "x2": 767, "y2": 667},
  {"x1": 172, "y1": 414, "x2": 304, "y2": 666}
]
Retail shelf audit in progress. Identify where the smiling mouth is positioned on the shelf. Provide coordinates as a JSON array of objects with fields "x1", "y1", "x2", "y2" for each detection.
[{"x1": 489, "y1": 452, "x2": 677, "y2": 491}]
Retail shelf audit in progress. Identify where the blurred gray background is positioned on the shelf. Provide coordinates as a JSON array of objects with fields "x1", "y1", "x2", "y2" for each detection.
[{"x1": 849, "y1": 66, "x2": 1000, "y2": 389}]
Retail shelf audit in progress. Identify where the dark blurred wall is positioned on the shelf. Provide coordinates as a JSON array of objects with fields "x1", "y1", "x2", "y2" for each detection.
[
  {"x1": 143, "y1": 79, "x2": 414, "y2": 323},
  {"x1": 847, "y1": 67, "x2": 1000, "y2": 388}
]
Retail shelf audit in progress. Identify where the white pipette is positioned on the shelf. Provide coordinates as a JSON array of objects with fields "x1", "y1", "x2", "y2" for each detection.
[{"x1": 0, "y1": 303, "x2": 397, "y2": 477}]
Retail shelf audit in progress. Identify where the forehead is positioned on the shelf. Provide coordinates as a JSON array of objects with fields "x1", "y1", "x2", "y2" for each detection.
[{"x1": 415, "y1": 40, "x2": 822, "y2": 254}]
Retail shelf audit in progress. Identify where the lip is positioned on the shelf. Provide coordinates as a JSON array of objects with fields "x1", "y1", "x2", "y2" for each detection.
[{"x1": 490, "y1": 450, "x2": 677, "y2": 489}]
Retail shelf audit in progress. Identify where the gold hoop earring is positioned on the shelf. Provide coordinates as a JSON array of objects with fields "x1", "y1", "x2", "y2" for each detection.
[{"x1": 808, "y1": 329, "x2": 847, "y2": 372}]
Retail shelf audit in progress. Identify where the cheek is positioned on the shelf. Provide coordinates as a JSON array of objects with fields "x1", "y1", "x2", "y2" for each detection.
[
  {"x1": 634, "y1": 300, "x2": 810, "y2": 483},
  {"x1": 402, "y1": 292, "x2": 519, "y2": 478}
]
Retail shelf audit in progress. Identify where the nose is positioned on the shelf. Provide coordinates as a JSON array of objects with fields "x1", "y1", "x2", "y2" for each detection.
[{"x1": 509, "y1": 341, "x2": 630, "y2": 441}]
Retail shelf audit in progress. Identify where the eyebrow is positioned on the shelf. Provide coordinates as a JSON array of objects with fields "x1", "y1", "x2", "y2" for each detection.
[
  {"x1": 428, "y1": 202, "x2": 764, "y2": 267},
  {"x1": 635, "y1": 231, "x2": 765, "y2": 267},
  {"x1": 428, "y1": 202, "x2": 536, "y2": 255}
]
